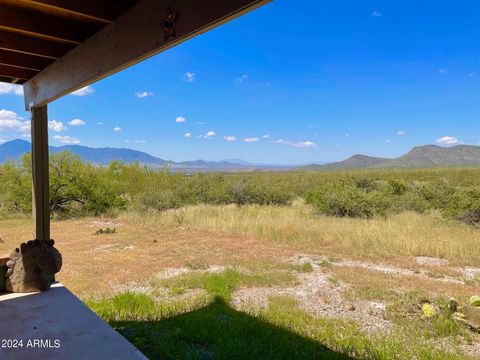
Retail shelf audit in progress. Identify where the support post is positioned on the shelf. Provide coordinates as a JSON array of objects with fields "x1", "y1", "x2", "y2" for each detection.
[{"x1": 31, "y1": 105, "x2": 50, "y2": 241}]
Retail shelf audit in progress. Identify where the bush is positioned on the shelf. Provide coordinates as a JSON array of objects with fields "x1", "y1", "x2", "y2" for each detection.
[{"x1": 305, "y1": 181, "x2": 392, "y2": 218}]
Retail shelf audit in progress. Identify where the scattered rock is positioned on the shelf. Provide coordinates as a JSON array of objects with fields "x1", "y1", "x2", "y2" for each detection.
[
  {"x1": 90, "y1": 244, "x2": 134, "y2": 254},
  {"x1": 94, "y1": 227, "x2": 116, "y2": 235},
  {"x1": 232, "y1": 268, "x2": 392, "y2": 334},
  {"x1": 88, "y1": 220, "x2": 121, "y2": 228},
  {"x1": 463, "y1": 267, "x2": 480, "y2": 280},
  {"x1": 447, "y1": 298, "x2": 460, "y2": 313},
  {"x1": 415, "y1": 256, "x2": 449, "y2": 267}
]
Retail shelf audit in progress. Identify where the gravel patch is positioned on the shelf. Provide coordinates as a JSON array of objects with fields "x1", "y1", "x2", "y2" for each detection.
[
  {"x1": 232, "y1": 269, "x2": 392, "y2": 334},
  {"x1": 87, "y1": 220, "x2": 122, "y2": 228},
  {"x1": 291, "y1": 254, "x2": 465, "y2": 285},
  {"x1": 415, "y1": 256, "x2": 449, "y2": 267},
  {"x1": 156, "y1": 265, "x2": 227, "y2": 280},
  {"x1": 463, "y1": 267, "x2": 480, "y2": 281},
  {"x1": 90, "y1": 243, "x2": 134, "y2": 254}
]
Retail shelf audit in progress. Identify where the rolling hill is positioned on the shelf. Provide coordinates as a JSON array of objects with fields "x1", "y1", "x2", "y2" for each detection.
[
  {"x1": 304, "y1": 144, "x2": 480, "y2": 170},
  {"x1": 0, "y1": 139, "x2": 286, "y2": 172}
]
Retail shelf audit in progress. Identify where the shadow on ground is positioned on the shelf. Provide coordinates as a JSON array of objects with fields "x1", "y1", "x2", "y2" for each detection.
[{"x1": 109, "y1": 297, "x2": 353, "y2": 360}]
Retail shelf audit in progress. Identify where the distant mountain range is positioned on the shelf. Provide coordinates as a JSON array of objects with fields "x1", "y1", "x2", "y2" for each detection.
[
  {"x1": 0, "y1": 139, "x2": 289, "y2": 172},
  {"x1": 303, "y1": 144, "x2": 480, "y2": 170},
  {"x1": 2, "y1": 140, "x2": 480, "y2": 172}
]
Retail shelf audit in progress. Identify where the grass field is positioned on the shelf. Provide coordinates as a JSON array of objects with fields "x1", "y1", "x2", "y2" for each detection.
[{"x1": 1, "y1": 201, "x2": 480, "y2": 359}]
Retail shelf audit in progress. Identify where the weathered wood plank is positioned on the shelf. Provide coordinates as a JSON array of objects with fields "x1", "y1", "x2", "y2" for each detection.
[
  {"x1": 0, "y1": 2, "x2": 103, "y2": 43},
  {"x1": 0, "y1": 49, "x2": 54, "y2": 71},
  {"x1": 23, "y1": 0, "x2": 137, "y2": 22},
  {"x1": 0, "y1": 30, "x2": 75, "y2": 59},
  {"x1": 31, "y1": 105, "x2": 50, "y2": 241},
  {"x1": 0, "y1": 64, "x2": 38, "y2": 79},
  {"x1": 24, "y1": 0, "x2": 271, "y2": 109}
]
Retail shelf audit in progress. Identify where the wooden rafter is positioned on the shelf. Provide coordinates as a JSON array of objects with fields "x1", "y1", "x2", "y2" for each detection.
[
  {"x1": 20, "y1": 0, "x2": 139, "y2": 23},
  {"x1": 0, "y1": 2, "x2": 104, "y2": 43},
  {"x1": 0, "y1": 64, "x2": 38, "y2": 79},
  {"x1": 0, "y1": 49, "x2": 54, "y2": 70},
  {"x1": 0, "y1": 30, "x2": 75, "y2": 59}
]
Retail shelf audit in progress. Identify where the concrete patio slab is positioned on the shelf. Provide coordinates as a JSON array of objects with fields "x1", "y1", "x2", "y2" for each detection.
[{"x1": 0, "y1": 283, "x2": 147, "y2": 360}]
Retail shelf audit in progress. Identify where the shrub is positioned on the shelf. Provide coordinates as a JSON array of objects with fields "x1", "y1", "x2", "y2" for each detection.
[{"x1": 305, "y1": 181, "x2": 392, "y2": 218}]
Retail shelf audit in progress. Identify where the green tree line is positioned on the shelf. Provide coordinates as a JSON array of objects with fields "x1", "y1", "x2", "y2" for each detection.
[{"x1": 0, "y1": 152, "x2": 479, "y2": 226}]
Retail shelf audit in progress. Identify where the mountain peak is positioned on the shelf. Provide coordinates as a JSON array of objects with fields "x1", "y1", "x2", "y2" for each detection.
[{"x1": 305, "y1": 143, "x2": 480, "y2": 170}]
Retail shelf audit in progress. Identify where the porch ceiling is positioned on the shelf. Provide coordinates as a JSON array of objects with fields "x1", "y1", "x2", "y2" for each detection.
[
  {"x1": 0, "y1": 0, "x2": 140, "y2": 84},
  {"x1": 0, "y1": 0, "x2": 270, "y2": 110}
]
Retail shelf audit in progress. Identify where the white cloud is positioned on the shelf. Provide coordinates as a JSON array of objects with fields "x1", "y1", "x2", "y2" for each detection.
[
  {"x1": 224, "y1": 136, "x2": 237, "y2": 142},
  {"x1": 263, "y1": 134, "x2": 270, "y2": 139},
  {"x1": 244, "y1": 137, "x2": 259, "y2": 143},
  {"x1": 385, "y1": 139, "x2": 392, "y2": 143},
  {"x1": 184, "y1": 132, "x2": 192, "y2": 138},
  {"x1": 274, "y1": 139, "x2": 316, "y2": 148},
  {"x1": 436, "y1": 136, "x2": 459, "y2": 145},
  {"x1": 235, "y1": 74, "x2": 248, "y2": 83},
  {"x1": 0, "y1": 110, "x2": 30, "y2": 132},
  {"x1": 438, "y1": 68, "x2": 447, "y2": 75},
  {"x1": 53, "y1": 135, "x2": 80, "y2": 144},
  {"x1": 204, "y1": 131, "x2": 216, "y2": 139},
  {"x1": 469, "y1": 72, "x2": 476, "y2": 77},
  {"x1": 71, "y1": 85, "x2": 94, "y2": 96},
  {"x1": 196, "y1": 121, "x2": 206, "y2": 125},
  {"x1": 372, "y1": 11, "x2": 382, "y2": 17},
  {"x1": 96, "y1": 122, "x2": 104, "y2": 125},
  {"x1": 0, "y1": 138, "x2": 6, "y2": 144},
  {"x1": 345, "y1": 133, "x2": 350, "y2": 137},
  {"x1": 22, "y1": 133, "x2": 31, "y2": 139},
  {"x1": 183, "y1": 72, "x2": 196, "y2": 82},
  {"x1": 48, "y1": 120, "x2": 67, "y2": 132},
  {"x1": 69, "y1": 118, "x2": 85, "y2": 126},
  {"x1": 397, "y1": 130, "x2": 406, "y2": 136},
  {"x1": 0, "y1": 83, "x2": 23, "y2": 96},
  {"x1": 125, "y1": 139, "x2": 131, "y2": 143},
  {"x1": 135, "y1": 91, "x2": 153, "y2": 98},
  {"x1": 135, "y1": 139, "x2": 147, "y2": 144},
  {"x1": 176, "y1": 116, "x2": 186, "y2": 123},
  {"x1": 113, "y1": 127, "x2": 122, "y2": 132}
]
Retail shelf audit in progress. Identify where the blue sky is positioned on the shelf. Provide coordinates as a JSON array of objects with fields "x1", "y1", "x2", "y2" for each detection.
[{"x1": 1, "y1": 0, "x2": 480, "y2": 164}]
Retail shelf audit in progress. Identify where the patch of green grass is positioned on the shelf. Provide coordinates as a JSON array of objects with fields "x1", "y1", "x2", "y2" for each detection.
[
  {"x1": 387, "y1": 292, "x2": 469, "y2": 343},
  {"x1": 350, "y1": 286, "x2": 399, "y2": 302},
  {"x1": 291, "y1": 262, "x2": 314, "y2": 273},
  {"x1": 88, "y1": 292, "x2": 472, "y2": 360},
  {"x1": 155, "y1": 268, "x2": 295, "y2": 301}
]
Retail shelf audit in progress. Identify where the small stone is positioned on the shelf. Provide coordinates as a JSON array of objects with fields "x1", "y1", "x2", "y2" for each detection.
[
  {"x1": 447, "y1": 298, "x2": 460, "y2": 312},
  {"x1": 346, "y1": 303, "x2": 356, "y2": 311}
]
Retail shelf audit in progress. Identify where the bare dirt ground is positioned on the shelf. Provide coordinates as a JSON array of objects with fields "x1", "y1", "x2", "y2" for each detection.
[{"x1": 1, "y1": 217, "x2": 480, "y2": 357}]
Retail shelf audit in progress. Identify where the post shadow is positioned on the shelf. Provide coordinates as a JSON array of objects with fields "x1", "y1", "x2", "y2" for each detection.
[{"x1": 110, "y1": 297, "x2": 354, "y2": 360}]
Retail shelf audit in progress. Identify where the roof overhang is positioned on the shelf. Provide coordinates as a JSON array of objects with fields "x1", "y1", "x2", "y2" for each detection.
[{"x1": 0, "y1": 0, "x2": 271, "y2": 110}]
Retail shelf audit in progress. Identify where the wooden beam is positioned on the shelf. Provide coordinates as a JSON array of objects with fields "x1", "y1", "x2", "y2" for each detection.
[
  {"x1": 0, "y1": 64, "x2": 38, "y2": 79},
  {"x1": 24, "y1": 0, "x2": 271, "y2": 110},
  {"x1": 0, "y1": 30, "x2": 75, "y2": 59},
  {"x1": 0, "y1": 2, "x2": 103, "y2": 43},
  {"x1": 0, "y1": 49, "x2": 54, "y2": 71},
  {"x1": 23, "y1": 0, "x2": 137, "y2": 22},
  {"x1": 31, "y1": 105, "x2": 50, "y2": 241}
]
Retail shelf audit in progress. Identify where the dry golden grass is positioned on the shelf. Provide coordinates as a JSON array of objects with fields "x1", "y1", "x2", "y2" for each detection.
[
  {"x1": 332, "y1": 266, "x2": 480, "y2": 303},
  {"x1": 125, "y1": 202, "x2": 480, "y2": 267},
  {"x1": 0, "y1": 217, "x2": 293, "y2": 298}
]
